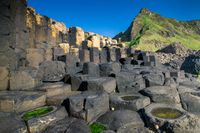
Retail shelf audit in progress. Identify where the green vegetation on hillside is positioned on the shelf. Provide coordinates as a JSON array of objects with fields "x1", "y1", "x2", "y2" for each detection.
[{"x1": 115, "y1": 8, "x2": 200, "y2": 51}]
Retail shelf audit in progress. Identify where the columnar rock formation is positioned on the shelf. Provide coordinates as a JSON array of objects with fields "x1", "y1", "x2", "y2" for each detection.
[{"x1": 1, "y1": 1, "x2": 200, "y2": 133}]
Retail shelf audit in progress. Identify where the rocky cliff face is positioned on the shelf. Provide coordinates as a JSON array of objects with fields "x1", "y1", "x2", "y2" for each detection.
[{"x1": 114, "y1": 8, "x2": 200, "y2": 51}]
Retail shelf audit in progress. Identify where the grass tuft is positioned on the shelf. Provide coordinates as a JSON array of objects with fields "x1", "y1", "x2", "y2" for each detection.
[
  {"x1": 90, "y1": 122, "x2": 107, "y2": 133},
  {"x1": 22, "y1": 106, "x2": 54, "y2": 121}
]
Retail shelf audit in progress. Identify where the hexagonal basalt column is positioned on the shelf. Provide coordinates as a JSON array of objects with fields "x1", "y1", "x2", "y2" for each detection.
[
  {"x1": 21, "y1": 106, "x2": 67, "y2": 133},
  {"x1": 110, "y1": 93, "x2": 150, "y2": 111},
  {"x1": 144, "y1": 103, "x2": 187, "y2": 132}
]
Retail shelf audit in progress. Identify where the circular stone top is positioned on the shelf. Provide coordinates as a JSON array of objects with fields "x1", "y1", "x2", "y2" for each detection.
[
  {"x1": 151, "y1": 107, "x2": 184, "y2": 119},
  {"x1": 145, "y1": 103, "x2": 187, "y2": 121}
]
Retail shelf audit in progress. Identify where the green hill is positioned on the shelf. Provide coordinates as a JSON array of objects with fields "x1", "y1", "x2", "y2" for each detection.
[{"x1": 114, "y1": 8, "x2": 200, "y2": 52}]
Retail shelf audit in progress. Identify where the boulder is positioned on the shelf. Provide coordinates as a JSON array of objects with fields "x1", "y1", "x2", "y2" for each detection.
[
  {"x1": 43, "y1": 118, "x2": 91, "y2": 133},
  {"x1": 0, "y1": 67, "x2": 9, "y2": 90},
  {"x1": 97, "y1": 110, "x2": 144, "y2": 131},
  {"x1": 10, "y1": 68, "x2": 43, "y2": 90},
  {"x1": 181, "y1": 55, "x2": 200, "y2": 75},
  {"x1": 39, "y1": 61, "x2": 66, "y2": 82},
  {"x1": 141, "y1": 86, "x2": 180, "y2": 104},
  {"x1": 87, "y1": 77, "x2": 116, "y2": 93},
  {"x1": 0, "y1": 91, "x2": 46, "y2": 113}
]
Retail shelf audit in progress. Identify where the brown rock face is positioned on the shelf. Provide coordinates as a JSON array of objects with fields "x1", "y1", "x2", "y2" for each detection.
[
  {"x1": 68, "y1": 27, "x2": 85, "y2": 47},
  {"x1": 0, "y1": 67, "x2": 9, "y2": 91}
]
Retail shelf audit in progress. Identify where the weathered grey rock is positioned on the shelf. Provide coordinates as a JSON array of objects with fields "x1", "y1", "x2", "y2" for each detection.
[
  {"x1": 0, "y1": 67, "x2": 9, "y2": 90},
  {"x1": 102, "y1": 130, "x2": 115, "y2": 133},
  {"x1": 53, "y1": 47, "x2": 65, "y2": 61},
  {"x1": 68, "y1": 27, "x2": 85, "y2": 46},
  {"x1": 110, "y1": 93, "x2": 151, "y2": 111},
  {"x1": 87, "y1": 77, "x2": 116, "y2": 93},
  {"x1": 100, "y1": 48, "x2": 108, "y2": 63},
  {"x1": 0, "y1": 112, "x2": 27, "y2": 133},
  {"x1": 43, "y1": 118, "x2": 91, "y2": 133},
  {"x1": 83, "y1": 62, "x2": 100, "y2": 77},
  {"x1": 68, "y1": 91, "x2": 109, "y2": 122},
  {"x1": 39, "y1": 61, "x2": 66, "y2": 82},
  {"x1": 25, "y1": 106, "x2": 68, "y2": 133},
  {"x1": 144, "y1": 103, "x2": 199, "y2": 132},
  {"x1": 90, "y1": 48, "x2": 100, "y2": 64},
  {"x1": 47, "y1": 91, "x2": 81, "y2": 106},
  {"x1": 26, "y1": 48, "x2": 45, "y2": 68},
  {"x1": 117, "y1": 125, "x2": 152, "y2": 133},
  {"x1": 37, "y1": 82, "x2": 71, "y2": 98},
  {"x1": 180, "y1": 92, "x2": 200, "y2": 114},
  {"x1": 181, "y1": 55, "x2": 200, "y2": 75},
  {"x1": 116, "y1": 71, "x2": 145, "y2": 93},
  {"x1": 141, "y1": 86, "x2": 180, "y2": 104},
  {"x1": 143, "y1": 72, "x2": 165, "y2": 87},
  {"x1": 71, "y1": 74, "x2": 90, "y2": 91},
  {"x1": 99, "y1": 62, "x2": 121, "y2": 77},
  {"x1": 10, "y1": 68, "x2": 43, "y2": 90},
  {"x1": 66, "y1": 53, "x2": 81, "y2": 75},
  {"x1": 164, "y1": 78, "x2": 178, "y2": 88},
  {"x1": 97, "y1": 110, "x2": 144, "y2": 131},
  {"x1": 79, "y1": 49, "x2": 90, "y2": 63},
  {"x1": 0, "y1": 91, "x2": 46, "y2": 113}
]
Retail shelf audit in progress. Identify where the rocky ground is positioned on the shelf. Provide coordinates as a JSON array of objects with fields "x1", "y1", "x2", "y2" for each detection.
[{"x1": 1, "y1": 0, "x2": 200, "y2": 133}]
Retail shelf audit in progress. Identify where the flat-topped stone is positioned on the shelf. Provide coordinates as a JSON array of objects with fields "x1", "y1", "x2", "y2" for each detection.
[
  {"x1": 47, "y1": 91, "x2": 81, "y2": 106},
  {"x1": 144, "y1": 103, "x2": 193, "y2": 132},
  {"x1": 43, "y1": 117, "x2": 90, "y2": 133},
  {"x1": 116, "y1": 71, "x2": 145, "y2": 93},
  {"x1": 10, "y1": 68, "x2": 42, "y2": 91},
  {"x1": 67, "y1": 91, "x2": 109, "y2": 122},
  {"x1": 87, "y1": 77, "x2": 116, "y2": 93},
  {"x1": 0, "y1": 91, "x2": 46, "y2": 113},
  {"x1": 97, "y1": 110, "x2": 144, "y2": 131},
  {"x1": 37, "y1": 82, "x2": 71, "y2": 97},
  {"x1": 23, "y1": 106, "x2": 67, "y2": 133},
  {"x1": 141, "y1": 86, "x2": 180, "y2": 104},
  {"x1": 110, "y1": 93, "x2": 150, "y2": 111}
]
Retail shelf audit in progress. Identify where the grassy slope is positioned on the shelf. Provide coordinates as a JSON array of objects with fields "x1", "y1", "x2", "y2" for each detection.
[{"x1": 124, "y1": 9, "x2": 200, "y2": 52}]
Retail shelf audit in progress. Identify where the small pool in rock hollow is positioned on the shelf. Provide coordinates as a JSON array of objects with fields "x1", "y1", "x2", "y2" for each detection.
[
  {"x1": 121, "y1": 96, "x2": 140, "y2": 101},
  {"x1": 22, "y1": 106, "x2": 54, "y2": 121},
  {"x1": 151, "y1": 107, "x2": 184, "y2": 119}
]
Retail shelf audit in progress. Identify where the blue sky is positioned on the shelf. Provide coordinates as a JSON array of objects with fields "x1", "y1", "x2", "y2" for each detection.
[{"x1": 28, "y1": 0, "x2": 200, "y2": 37}]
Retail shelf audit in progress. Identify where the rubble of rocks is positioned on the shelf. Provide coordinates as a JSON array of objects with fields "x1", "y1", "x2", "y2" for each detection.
[{"x1": 1, "y1": 0, "x2": 200, "y2": 133}]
